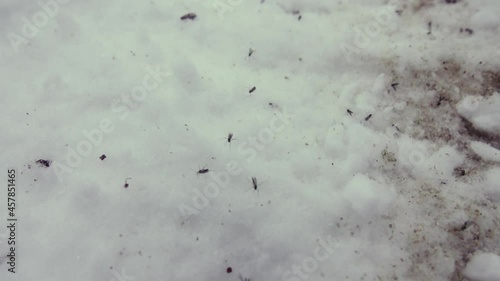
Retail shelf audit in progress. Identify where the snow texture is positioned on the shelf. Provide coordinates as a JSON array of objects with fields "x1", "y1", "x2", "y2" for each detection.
[
  {"x1": 456, "y1": 93, "x2": 500, "y2": 136},
  {"x1": 470, "y1": 141, "x2": 500, "y2": 163},
  {"x1": 1, "y1": 0, "x2": 500, "y2": 281},
  {"x1": 464, "y1": 253, "x2": 500, "y2": 281}
]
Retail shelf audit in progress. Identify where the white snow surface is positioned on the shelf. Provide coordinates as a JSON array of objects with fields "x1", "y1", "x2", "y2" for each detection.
[
  {"x1": 470, "y1": 141, "x2": 500, "y2": 163},
  {"x1": 484, "y1": 167, "x2": 500, "y2": 202},
  {"x1": 457, "y1": 93, "x2": 500, "y2": 136},
  {"x1": 1, "y1": 0, "x2": 500, "y2": 281},
  {"x1": 464, "y1": 253, "x2": 500, "y2": 281}
]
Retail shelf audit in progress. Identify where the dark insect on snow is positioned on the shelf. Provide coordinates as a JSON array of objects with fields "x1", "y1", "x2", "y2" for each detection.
[
  {"x1": 436, "y1": 95, "x2": 445, "y2": 107},
  {"x1": 249, "y1": 86, "x2": 256, "y2": 93},
  {"x1": 460, "y1": 220, "x2": 474, "y2": 231},
  {"x1": 364, "y1": 114, "x2": 372, "y2": 121},
  {"x1": 392, "y1": 124, "x2": 401, "y2": 132},
  {"x1": 269, "y1": 102, "x2": 279, "y2": 109},
  {"x1": 227, "y1": 133, "x2": 233, "y2": 143},
  {"x1": 391, "y1": 83, "x2": 399, "y2": 91},
  {"x1": 251, "y1": 177, "x2": 258, "y2": 190},
  {"x1": 460, "y1": 28, "x2": 473, "y2": 35},
  {"x1": 180, "y1": 13, "x2": 197, "y2": 20},
  {"x1": 124, "y1": 177, "x2": 132, "y2": 188},
  {"x1": 36, "y1": 159, "x2": 52, "y2": 168},
  {"x1": 197, "y1": 168, "x2": 209, "y2": 174},
  {"x1": 347, "y1": 109, "x2": 353, "y2": 116},
  {"x1": 248, "y1": 48, "x2": 255, "y2": 57}
]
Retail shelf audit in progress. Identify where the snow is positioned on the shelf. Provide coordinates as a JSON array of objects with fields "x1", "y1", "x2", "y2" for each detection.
[
  {"x1": 456, "y1": 93, "x2": 500, "y2": 136},
  {"x1": 342, "y1": 174, "x2": 396, "y2": 218},
  {"x1": 464, "y1": 253, "x2": 500, "y2": 281},
  {"x1": 471, "y1": 141, "x2": 500, "y2": 163},
  {"x1": 1, "y1": 0, "x2": 500, "y2": 281},
  {"x1": 484, "y1": 167, "x2": 500, "y2": 202}
]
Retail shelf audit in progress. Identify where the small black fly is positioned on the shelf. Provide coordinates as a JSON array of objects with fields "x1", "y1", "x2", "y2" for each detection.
[
  {"x1": 364, "y1": 114, "x2": 372, "y2": 121},
  {"x1": 36, "y1": 159, "x2": 52, "y2": 168},
  {"x1": 245, "y1": 176, "x2": 268, "y2": 193},
  {"x1": 249, "y1": 86, "x2": 256, "y2": 94},
  {"x1": 221, "y1": 133, "x2": 237, "y2": 147},
  {"x1": 124, "y1": 177, "x2": 132, "y2": 188},
  {"x1": 197, "y1": 168, "x2": 209, "y2": 175},
  {"x1": 251, "y1": 177, "x2": 258, "y2": 190},
  {"x1": 392, "y1": 124, "x2": 401, "y2": 132},
  {"x1": 391, "y1": 83, "x2": 399, "y2": 91},
  {"x1": 180, "y1": 13, "x2": 197, "y2": 20},
  {"x1": 347, "y1": 109, "x2": 353, "y2": 116}
]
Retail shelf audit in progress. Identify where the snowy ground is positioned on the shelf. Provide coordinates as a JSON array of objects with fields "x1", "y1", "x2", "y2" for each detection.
[{"x1": 1, "y1": 0, "x2": 500, "y2": 280}]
